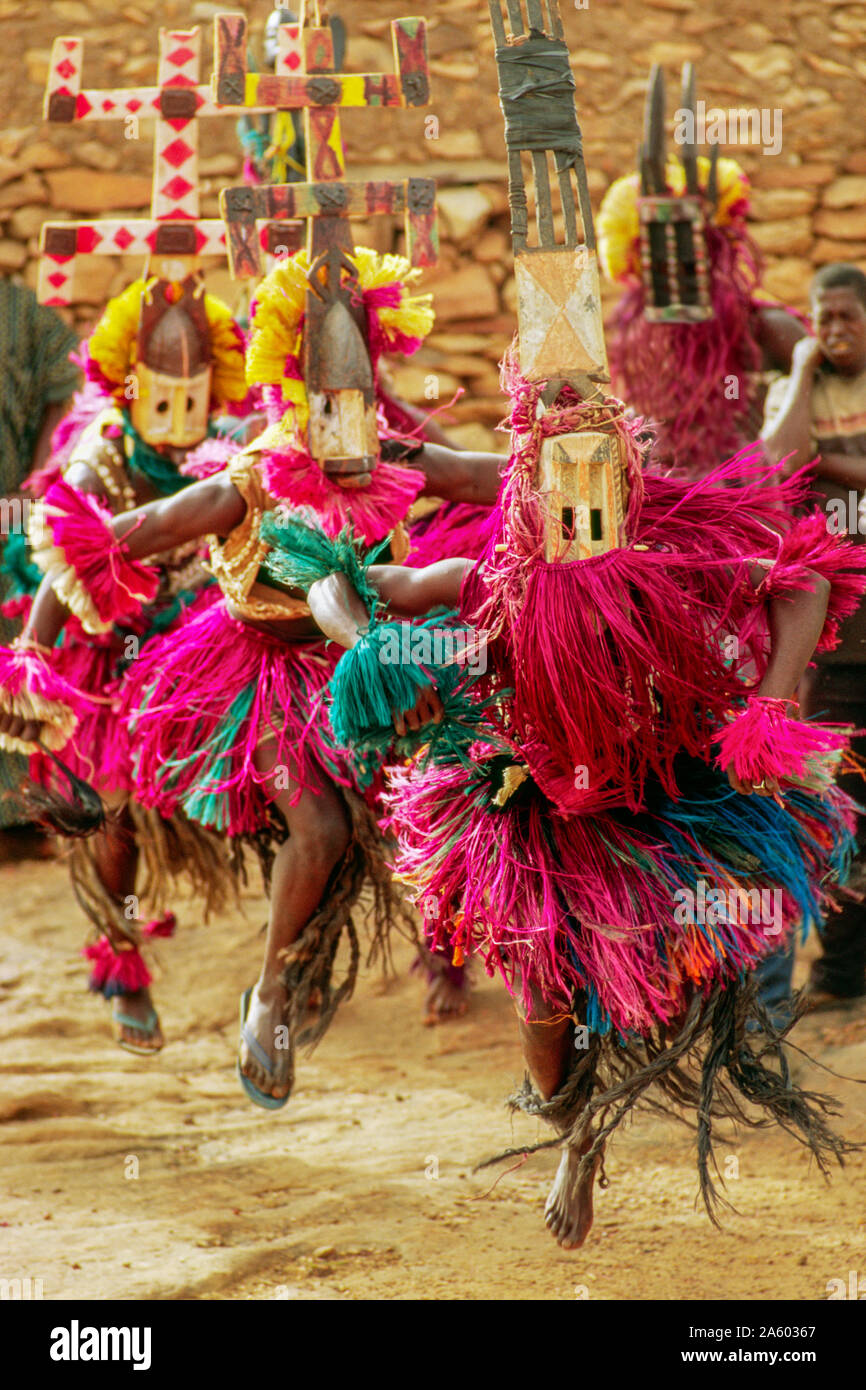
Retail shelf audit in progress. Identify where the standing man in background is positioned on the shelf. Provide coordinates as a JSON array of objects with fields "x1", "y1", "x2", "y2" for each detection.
[{"x1": 762, "y1": 261, "x2": 866, "y2": 1010}]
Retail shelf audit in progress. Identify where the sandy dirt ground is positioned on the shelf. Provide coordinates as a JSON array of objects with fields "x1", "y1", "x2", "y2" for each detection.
[{"x1": 1, "y1": 842, "x2": 865, "y2": 1303}]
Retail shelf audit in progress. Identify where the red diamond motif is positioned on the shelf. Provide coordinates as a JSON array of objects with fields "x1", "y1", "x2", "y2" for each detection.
[
  {"x1": 194, "y1": 227, "x2": 208, "y2": 255},
  {"x1": 127, "y1": 98, "x2": 142, "y2": 113},
  {"x1": 101, "y1": 98, "x2": 116, "y2": 113},
  {"x1": 62, "y1": 39, "x2": 77, "y2": 51},
  {"x1": 77, "y1": 227, "x2": 104, "y2": 253},
  {"x1": 161, "y1": 176, "x2": 194, "y2": 201},
  {"x1": 75, "y1": 94, "x2": 92, "y2": 118},
  {"x1": 166, "y1": 46, "x2": 194, "y2": 67},
  {"x1": 112, "y1": 227, "x2": 135, "y2": 251},
  {"x1": 285, "y1": 52, "x2": 301, "y2": 71},
  {"x1": 161, "y1": 137, "x2": 193, "y2": 168},
  {"x1": 56, "y1": 59, "x2": 76, "y2": 80},
  {"x1": 48, "y1": 271, "x2": 69, "y2": 287}
]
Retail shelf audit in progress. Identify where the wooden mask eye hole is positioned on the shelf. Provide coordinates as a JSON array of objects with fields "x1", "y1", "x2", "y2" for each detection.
[{"x1": 156, "y1": 400, "x2": 170, "y2": 414}]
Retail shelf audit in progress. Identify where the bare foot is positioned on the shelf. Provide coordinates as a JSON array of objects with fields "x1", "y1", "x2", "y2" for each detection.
[
  {"x1": 544, "y1": 1140, "x2": 602, "y2": 1250},
  {"x1": 238, "y1": 977, "x2": 294, "y2": 1101},
  {"x1": 424, "y1": 967, "x2": 469, "y2": 1025},
  {"x1": 111, "y1": 987, "x2": 164, "y2": 1053}
]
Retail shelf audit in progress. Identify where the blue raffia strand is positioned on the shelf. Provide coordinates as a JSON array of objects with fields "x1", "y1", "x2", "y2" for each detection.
[{"x1": 259, "y1": 511, "x2": 383, "y2": 610}]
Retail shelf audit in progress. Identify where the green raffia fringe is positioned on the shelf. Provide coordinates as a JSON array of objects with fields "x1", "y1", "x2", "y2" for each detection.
[
  {"x1": 0, "y1": 530, "x2": 41, "y2": 598},
  {"x1": 329, "y1": 611, "x2": 507, "y2": 766},
  {"x1": 259, "y1": 512, "x2": 384, "y2": 610},
  {"x1": 259, "y1": 512, "x2": 507, "y2": 765}
]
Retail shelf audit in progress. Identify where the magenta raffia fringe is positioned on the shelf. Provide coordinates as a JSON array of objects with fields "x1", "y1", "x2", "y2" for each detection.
[
  {"x1": 40, "y1": 479, "x2": 160, "y2": 625},
  {"x1": 259, "y1": 448, "x2": 423, "y2": 544},
  {"x1": 407, "y1": 502, "x2": 495, "y2": 568},
  {"x1": 607, "y1": 223, "x2": 765, "y2": 471},
  {"x1": 0, "y1": 645, "x2": 92, "y2": 755},
  {"x1": 83, "y1": 936, "x2": 151, "y2": 996},
  {"x1": 28, "y1": 626, "x2": 127, "y2": 792},
  {"x1": 120, "y1": 599, "x2": 350, "y2": 835},
  {"x1": 714, "y1": 696, "x2": 850, "y2": 786},
  {"x1": 755, "y1": 509, "x2": 866, "y2": 653}
]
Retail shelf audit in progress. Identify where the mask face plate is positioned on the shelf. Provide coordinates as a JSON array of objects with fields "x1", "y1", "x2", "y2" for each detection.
[
  {"x1": 307, "y1": 389, "x2": 379, "y2": 483},
  {"x1": 637, "y1": 195, "x2": 712, "y2": 323},
  {"x1": 130, "y1": 364, "x2": 212, "y2": 447}
]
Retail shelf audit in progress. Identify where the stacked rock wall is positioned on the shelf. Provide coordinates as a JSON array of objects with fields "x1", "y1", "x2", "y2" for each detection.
[{"x1": 2, "y1": 0, "x2": 865, "y2": 447}]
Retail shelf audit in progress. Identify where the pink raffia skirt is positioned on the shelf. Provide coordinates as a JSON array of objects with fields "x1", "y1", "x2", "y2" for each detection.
[{"x1": 119, "y1": 598, "x2": 351, "y2": 836}]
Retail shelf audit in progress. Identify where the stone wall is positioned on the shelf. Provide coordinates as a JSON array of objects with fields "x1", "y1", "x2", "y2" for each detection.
[{"x1": 2, "y1": 0, "x2": 866, "y2": 448}]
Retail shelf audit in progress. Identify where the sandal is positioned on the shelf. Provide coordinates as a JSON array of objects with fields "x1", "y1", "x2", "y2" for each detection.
[
  {"x1": 112, "y1": 1004, "x2": 163, "y2": 1056},
  {"x1": 237, "y1": 987, "x2": 290, "y2": 1110}
]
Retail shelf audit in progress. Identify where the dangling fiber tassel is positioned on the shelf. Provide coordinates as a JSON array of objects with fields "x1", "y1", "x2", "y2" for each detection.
[
  {"x1": 715, "y1": 695, "x2": 851, "y2": 787},
  {"x1": 18, "y1": 746, "x2": 106, "y2": 837},
  {"x1": 83, "y1": 935, "x2": 151, "y2": 997},
  {"x1": 478, "y1": 976, "x2": 859, "y2": 1227},
  {"x1": 142, "y1": 912, "x2": 176, "y2": 940}
]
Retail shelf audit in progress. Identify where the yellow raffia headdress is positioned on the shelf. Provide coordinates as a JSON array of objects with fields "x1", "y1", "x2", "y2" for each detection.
[
  {"x1": 598, "y1": 156, "x2": 751, "y2": 285},
  {"x1": 246, "y1": 246, "x2": 435, "y2": 434},
  {"x1": 88, "y1": 277, "x2": 248, "y2": 405}
]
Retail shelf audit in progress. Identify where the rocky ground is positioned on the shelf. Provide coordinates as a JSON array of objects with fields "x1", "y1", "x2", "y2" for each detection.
[{"x1": 1, "y1": 841, "x2": 864, "y2": 1302}]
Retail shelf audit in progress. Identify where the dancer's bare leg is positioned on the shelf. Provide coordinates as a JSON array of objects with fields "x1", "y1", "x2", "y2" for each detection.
[
  {"x1": 238, "y1": 741, "x2": 350, "y2": 1101},
  {"x1": 516, "y1": 982, "x2": 601, "y2": 1250},
  {"x1": 91, "y1": 809, "x2": 163, "y2": 1052}
]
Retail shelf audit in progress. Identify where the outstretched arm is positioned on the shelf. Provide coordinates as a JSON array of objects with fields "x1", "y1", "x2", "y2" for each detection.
[
  {"x1": 307, "y1": 559, "x2": 470, "y2": 736},
  {"x1": 307, "y1": 558, "x2": 470, "y2": 651},
  {"x1": 110, "y1": 473, "x2": 246, "y2": 558},
  {"x1": 20, "y1": 473, "x2": 245, "y2": 652},
  {"x1": 724, "y1": 565, "x2": 831, "y2": 798},
  {"x1": 412, "y1": 443, "x2": 505, "y2": 505},
  {"x1": 0, "y1": 474, "x2": 247, "y2": 745}
]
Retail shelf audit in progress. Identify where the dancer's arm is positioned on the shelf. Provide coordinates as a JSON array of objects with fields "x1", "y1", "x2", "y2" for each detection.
[
  {"x1": 0, "y1": 476, "x2": 248, "y2": 744},
  {"x1": 307, "y1": 560, "x2": 470, "y2": 736},
  {"x1": 110, "y1": 473, "x2": 246, "y2": 557},
  {"x1": 19, "y1": 475, "x2": 246, "y2": 654},
  {"x1": 722, "y1": 566, "x2": 831, "y2": 797},
  {"x1": 307, "y1": 559, "x2": 470, "y2": 650},
  {"x1": 760, "y1": 335, "x2": 823, "y2": 473},
  {"x1": 411, "y1": 443, "x2": 504, "y2": 505},
  {"x1": 757, "y1": 570, "x2": 830, "y2": 703}
]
